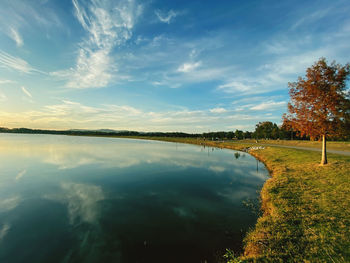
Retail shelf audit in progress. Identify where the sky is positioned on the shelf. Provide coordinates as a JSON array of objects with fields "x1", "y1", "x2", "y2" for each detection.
[{"x1": 0, "y1": 0, "x2": 349, "y2": 132}]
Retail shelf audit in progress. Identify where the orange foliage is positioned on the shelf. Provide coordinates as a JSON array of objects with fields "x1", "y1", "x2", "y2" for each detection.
[{"x1": 283, "y1": 58, "x2": 350, "y2": 139}]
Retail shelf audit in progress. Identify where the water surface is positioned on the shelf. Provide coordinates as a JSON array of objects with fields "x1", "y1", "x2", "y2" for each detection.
[{"x1": 0, "y1": 134, "x2": 268, "y2": 263}]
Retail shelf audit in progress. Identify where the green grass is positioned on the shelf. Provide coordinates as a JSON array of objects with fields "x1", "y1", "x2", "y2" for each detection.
[
  {"x1": 125, "y1": 137, "x2": 350, "y2": 262},
  {"x1": 241, "y1": 147, "x2": 350, "y2": 263}
]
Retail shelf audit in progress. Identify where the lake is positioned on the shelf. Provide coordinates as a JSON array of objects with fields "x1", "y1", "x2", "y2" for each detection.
[{"x1": 0, "y1": 134, "x2": 269, "y2": 263}]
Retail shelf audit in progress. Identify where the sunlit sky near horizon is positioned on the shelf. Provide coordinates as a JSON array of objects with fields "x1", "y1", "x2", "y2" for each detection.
[{"x1": 0, "y1": 0, "x2": 349, "y2": 132}]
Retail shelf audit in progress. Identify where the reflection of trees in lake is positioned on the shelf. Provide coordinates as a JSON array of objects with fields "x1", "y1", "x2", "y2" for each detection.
[{"x1": 234, "y1": 152, "x2": 241, "y2": 159}]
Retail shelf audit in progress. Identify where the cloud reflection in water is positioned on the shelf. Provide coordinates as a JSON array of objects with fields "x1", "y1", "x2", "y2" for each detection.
[{"x1": 46, "y1": 183, "x2": 104, "y2": 224}]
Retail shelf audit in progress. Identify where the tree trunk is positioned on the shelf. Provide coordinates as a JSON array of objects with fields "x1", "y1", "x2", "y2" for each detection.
[{"x1": 320, "y1": 134, "x2": 327, "y2": 165}]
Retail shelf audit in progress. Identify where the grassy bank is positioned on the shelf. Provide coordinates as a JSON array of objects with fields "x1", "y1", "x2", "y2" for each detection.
[
  {"x1": 240, "y1": 146, "x2": 350, "y2": 262},
  {"x1": 129, "y1": 137, "x2": 350, "y2": 262},
  {"x1": 240, "y1": 139, "x2": 350, "y2": 152}
]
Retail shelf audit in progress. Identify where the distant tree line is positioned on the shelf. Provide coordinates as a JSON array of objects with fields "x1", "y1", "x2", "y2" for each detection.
[
  {"x1": 0, "y1": 120, "x2": 349, "y2": 141},
  {"x1": 0, "y1": 127, "x2": 198, "y2": 138},
  {"x1": 202, "y1": 122, "x2": 289, "y2": 140},
  {"x1": 204, "y1": 121, "x2": 349, "y2": 141},
  {"x1": 201, "y1": 120, "x2": 350, "y2": 141}
]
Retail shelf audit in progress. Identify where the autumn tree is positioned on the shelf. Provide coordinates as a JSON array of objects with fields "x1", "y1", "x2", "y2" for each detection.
[{"x1": 283, "y1": 58, "x2": 350, "y2": 165}]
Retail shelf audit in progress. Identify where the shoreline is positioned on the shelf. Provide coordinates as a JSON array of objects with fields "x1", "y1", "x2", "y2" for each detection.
[
  {"x1": 126, "y1": 137, "x2": 350, "y2": 262},
  {"x1": 1, "y1": 133, "x2": 349, "y2": 261},
  {"x1": 138, "y1": 137, "x2": 274, "y2": 260}
]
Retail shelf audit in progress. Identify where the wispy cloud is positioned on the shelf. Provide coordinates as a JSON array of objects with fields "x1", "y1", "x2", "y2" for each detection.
[
  {"x1": 155, "y1": 9, "x2": 179, "y2": 24},
  {"x1": 62, "y1": 183, "x2": 104, "y2": 224},
  {"x1": 9, "y1": 27, "x2": 23, "y2": 47},
  {"x1": 16, "y1": 169, "x2": 26, "y2": 181},
  {"x1": 250, "y1": 101, "x2": 286, "y2": 111},
  {"x1": 0, "y1": 196, "x2": 21, "y2": 212},
  {"x1": 217, "y1": 81, "x2": 258, "y2": 94},
  {"x1": 0, "y1": 1, "x2": 64, "y2": 44},
  {"x1": 0, "y1": 79, "x2": 14, "y2": 85},
  {"x1": 44, "y1": 182, "x2": 104, "y2": 224},
  {"x1": 21, "y1": 86, "x2": 32, "y2": 98},
  {"x1": 177, "y1": 61, "x2": 201, "y2": 73},
  {"x1": 51, "y1": 49, "x2": 112, "y2": 89},
  {"x1": 216, "y1": 44, "x2": 336, "y2": 96},
  {"x1": 0, "y1": 223, "x2": 10, "y2": 241},
  {"x1": 0, "y1": 99, "x2": 282, "y2": 132},
  {"x1": 112, "y1": 28, "x2": 240, "y2": 88},
  {"x1": 0, "y1": 50, "x2": 44, "y2": 74},
  {"x1": 210, "y1": 107, "x2": 227, "y2": 113},
  {"x1": 52, "y1": 0, "x2": 142, "y2": 89},
  {"x1": 291, "y1": 8, "x2": 331, "y2": 30}
]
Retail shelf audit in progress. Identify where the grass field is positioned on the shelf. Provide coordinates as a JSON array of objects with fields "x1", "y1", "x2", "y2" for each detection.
[
  {"x1": 127, "y1": 137, "x2": 350, "y2": 262},
  {"x1": 240, "y1": 139, "x2": 350, "y2": 152}
]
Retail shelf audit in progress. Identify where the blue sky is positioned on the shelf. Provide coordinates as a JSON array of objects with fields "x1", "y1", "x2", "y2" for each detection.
[{"x1": 0, "y1": 0, "x2": 349, "y2": 132}]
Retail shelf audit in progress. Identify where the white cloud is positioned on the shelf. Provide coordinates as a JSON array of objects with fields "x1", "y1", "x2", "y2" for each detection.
[
  {"x1": 62, "y1": 183, "x2": 104, "y2": 224},
  {"x1": 114, "y1": 30, "x2": 238, "y2": 87},
  {"x1": 0, "y1": 196, "x2": 21, "y2": 212},
  {"x1": 0, "y1": 1, "x2": 64, "y2": 35},
  {"x1": 260, "y1": 50, "x2": 327, "y2": 76},
  {"x1": 52, "y1": 0, "x2": 142, "y2": 89},
  {"x1": 0, "y1": 50, "x2": 44, "y2": 74},
  {"x1": 0, "y1": 79, "x2": 14, "y2": 85},
  {"x1": 291, "y1": 8, "x2": 331, "y2": 30},
  {"x1": 0, "y1": 224, "x2": 10, "y2": 241},
  {"x1": 155, "y1": 9, "x2": 178, "y2": 24},
  {"x1": 56, "y1": 49, "x2": 111, "y2": 89},
  {"x1": 45, "y1": 183, "x2": 104, "y2": 224},
  {"x1": 173, "y1": 206, "x2": 196, "y2": 218},
  {"x1": 217, "y1": 48, "x2": 331, "y2": 96},
  {"x1": 210, "y1": 107, "x2": 227, "y2": 113},
  {"x1": 104, "y1": 104, "x2": 142, "y2": 115},
  {"x1": 71, "y1": 0, "x2": 89, "y2": 31},
  {"x1": 263, "y1": 42, "x2": 289, "y2": 55},
  {"x1": 177, "y1": 61, "x2": 201, "y2": 73},
  {"x1": 9, "y1": 27, "x2": 23, "y2": 47},
  {"x1": 250, "y1": 101, "x2": 286, "y2": 111},
  {"x1": 178, "y1": 66, "x2": 233, "y2": 83},
  {"x1": 209, "y1": 166, "x2": 226, "y2": 173},
  {"x1": 21, "y1": 86, "x2": 32, "y2": 98},
  {"x1": 0, "y1": 99, "x2": 282, "y2": 132},
  {"x1": 216, "y1": 12, "x2": 350, "y2": 97},
  {"x1": 16, "y1": 169, "x2": 26, "y2": 181},
  {"x1": 217, "y1": 81, "x2": 257, "y2": 94}
]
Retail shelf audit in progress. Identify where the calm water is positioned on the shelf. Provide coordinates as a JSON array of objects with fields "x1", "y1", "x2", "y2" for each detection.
[{"x1": 0, "y1": 134, "x2": 268, "y2": 263}]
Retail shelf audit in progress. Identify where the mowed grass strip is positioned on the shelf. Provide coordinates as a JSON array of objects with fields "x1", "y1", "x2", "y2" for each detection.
[{"x1": 131, "y1": 137, "x2": 350, "y2": 262}]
